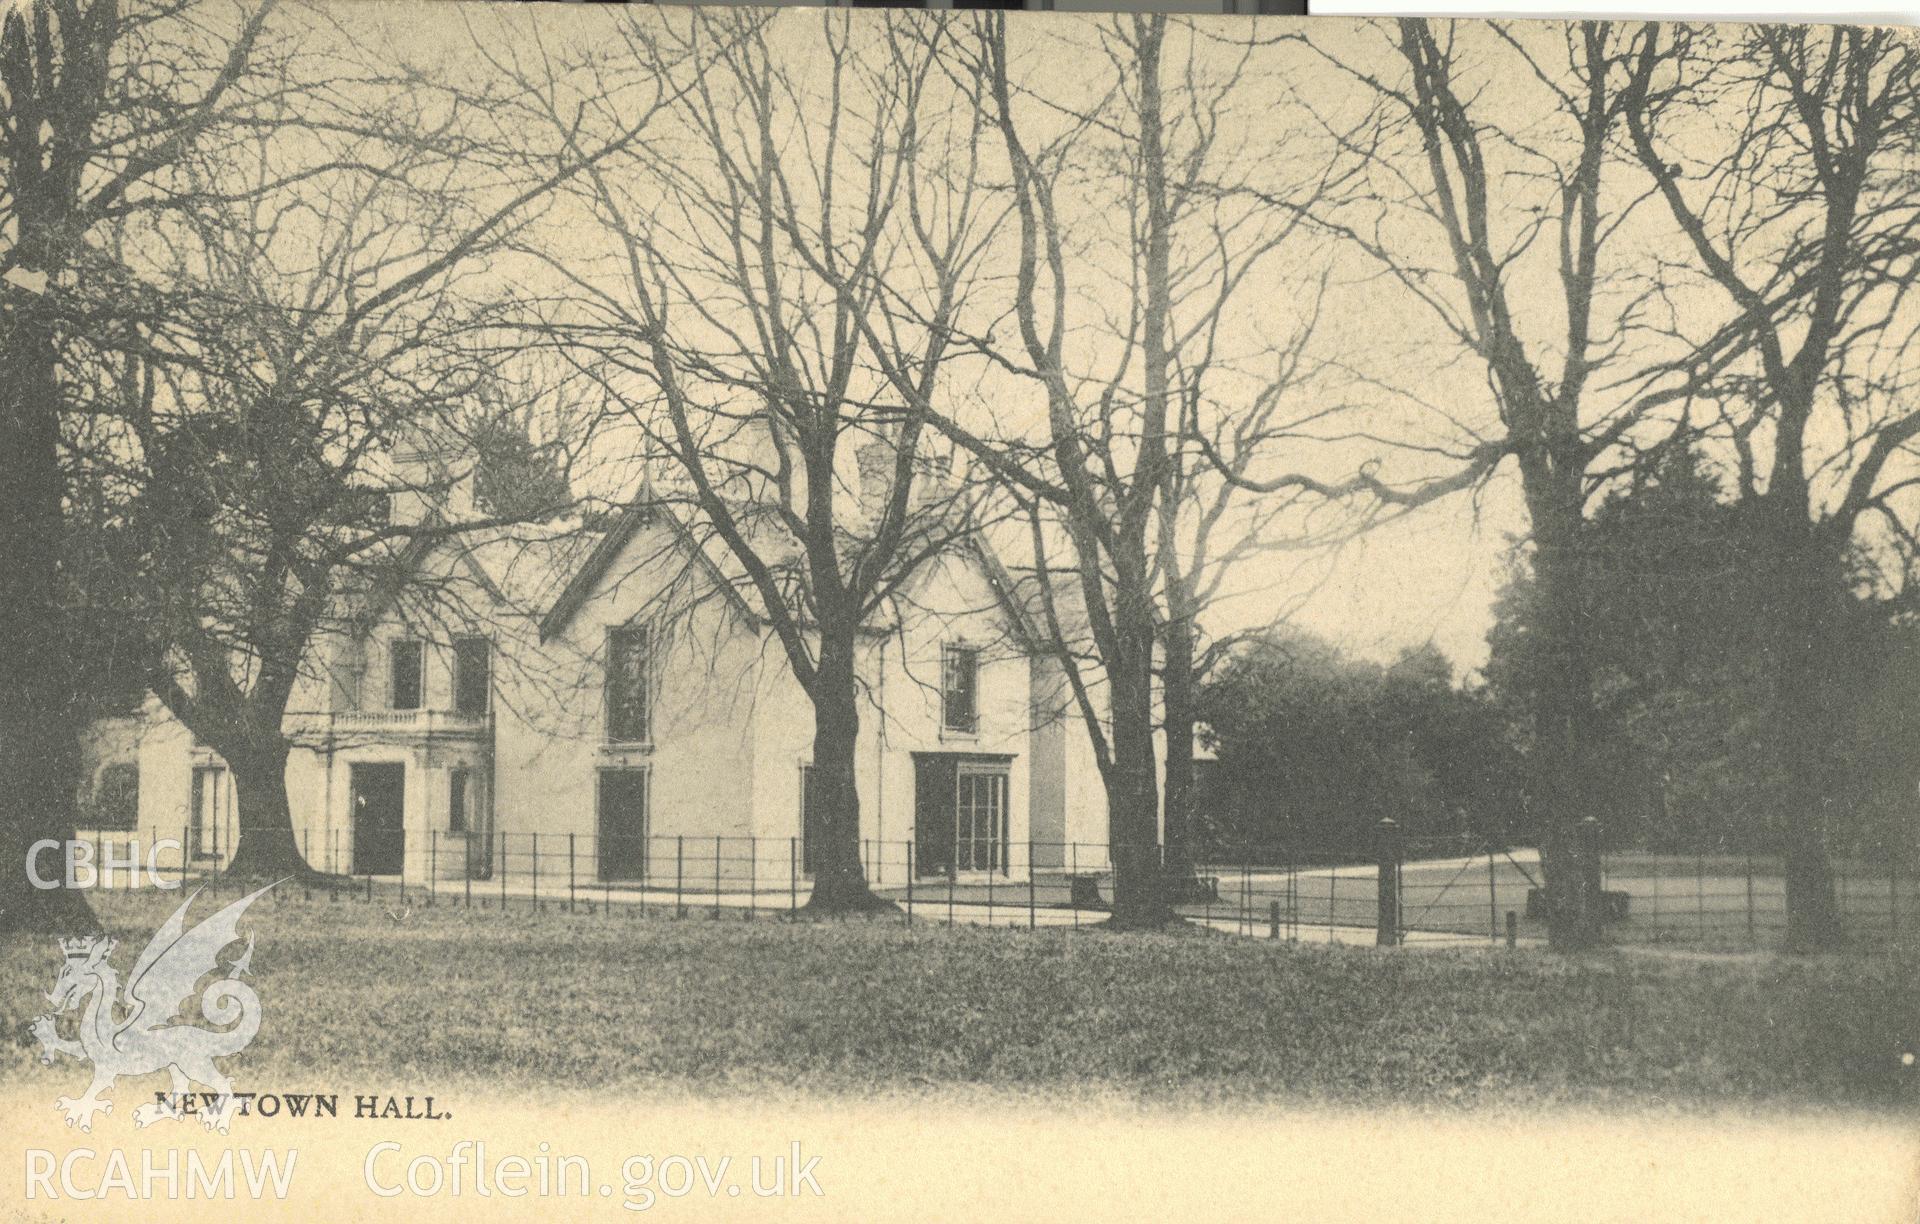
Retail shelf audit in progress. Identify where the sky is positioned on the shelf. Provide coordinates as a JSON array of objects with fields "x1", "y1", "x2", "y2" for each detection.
[{"x1": 307, "y1": 4, "x2": 1919, "y2": 679}]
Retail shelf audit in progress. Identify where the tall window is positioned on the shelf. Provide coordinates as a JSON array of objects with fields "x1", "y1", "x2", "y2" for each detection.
[
  {"x1": 189, "y1": 765, "x2": 225, "y2": 860},
  {"x1": 453, "y1": 636, "x2": 490, "y2": 717},
  {"x1": 956, "y1": 765, "x2": 1009, "y2": 874},
  {"x1": 449, "y1": 767, "x2": 470, "y2": 834},
  {"x1": 605, "y1": 623, "x2": 652, "y2": 743},
  {"x1": 86, "y1": 763, "x2": 139, "y2": 832},
  {"x1": 941, "y1": 644, "x2": 979, "y2": 734},
  {"x1": 389, "y1": 639, "x2": 424, "y2": 710}
]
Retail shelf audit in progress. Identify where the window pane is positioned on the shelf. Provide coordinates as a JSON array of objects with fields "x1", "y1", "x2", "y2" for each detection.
[
  {"x1": 449, "y1": 767, "x2": 469, "y2": 834},
  {"x1": 606, "y1": 624, "x2": 651, "y2": 742},
  {"x1": 390, "y1": 640, "x2": 423, "y2": 710},
  {"x1": 89, "y1": 763, "x2": 139, "y2": 831},
  {"x1": 454, "y1": 637, "x2": 490, "y2": 717},
  {"x1": 955, "y1": 767, "x2": 1008, "y2": 874},
  {"x1": 942, "y1": 646, "x2": 978, "y2": 732}
]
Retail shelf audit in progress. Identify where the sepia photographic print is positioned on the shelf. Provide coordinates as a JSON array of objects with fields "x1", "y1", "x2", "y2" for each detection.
[{"x1": 0, "y1": 0, "x2": 1917, "y2": 1218}]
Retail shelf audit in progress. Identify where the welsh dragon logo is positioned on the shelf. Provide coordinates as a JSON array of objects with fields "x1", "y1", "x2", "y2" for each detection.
[{"x1": 29, "y1": 883, "x2": 277, "y2": 1133}]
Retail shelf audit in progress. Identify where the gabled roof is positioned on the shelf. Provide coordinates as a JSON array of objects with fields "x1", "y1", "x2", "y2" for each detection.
[
  {"x1": 538, "y1": 498, "x2": 760, "y2": 642},
  {"x1": 1002, "y1": 562, "x2": 1095, "y2": 652},
  {"x1": 960, "y1": 535, "x2": 1045, "y2": 652},
  {"x1": 538, "y1": 490, "x2": 1049, "y2": 657},
  {"x1": 354, "y1": 520, "x2": 599, "y2": 638}
]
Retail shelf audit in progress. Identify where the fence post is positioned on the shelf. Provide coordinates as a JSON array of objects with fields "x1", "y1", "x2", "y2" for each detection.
[
  {"x1": 1269, "y1": 900, "x2": 1280, "y2": 939},
  {"x1": 1027, "y1": 840, "x2": 1036, "y2": 931},
  {"x1": 1242, "y1": 846, "x2": 1252, "y2": 938},
  {"x1": 1070, "y1": 841, "x2": 1079, "y2": 930},
  {"x1": 675, "y1": 835, "x2": 685, "y2": 918},
  {"x1": 947, "y1": 861, "x2": 955, "y2": 929},
  {"x1": 986, "y1": 850, "x2": 995, "y2": 925},
  {"x1": 1488, "y1": 842, "x2": 1499, "y2": 946},
  {"x1": 748, "y1": 836, "x2": 756, "y2": 922},
  {"x1": 568, "y1": 833, "x2": 577, "y2": 914},
  {"x1": 789, "y1": 837, "x2": 797, "y2": 918},
  {"x1": 1285, "y1": 840, "x2": 1297, "y2": 942},
  {"x1": 464, "y1": 835, "x2": 473, "y2": 909},
  {"x1": 1375, "y1": 817, "x2": 1401, "y2": 947},
  {"x1": 1579, "y1": 815, "x2": 1604, "y2": 930},
  {"x1": 499, "y1": 831, "x2": 507, "y2": 914},
  {"x1": 712, "y1": 836, "x2": 723, "y2": 920},
  {"x1": 1327, "y1": 856, "x2": 1336, "y2": 944},
  {"x1": 1203, "y1": 847, "x2": 1215, "y2": 928},
  {"x1": 906, "y1": 842, "x2": 915, "y2": 927},
  {"x1": 1506, "y1": 910, "x2": 1518, "y2": 950}
]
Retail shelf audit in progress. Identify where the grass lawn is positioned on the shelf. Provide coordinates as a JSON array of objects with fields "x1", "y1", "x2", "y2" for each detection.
[{"x1": 3, "y1": 889, "x2": 1916, "y2": 1113}]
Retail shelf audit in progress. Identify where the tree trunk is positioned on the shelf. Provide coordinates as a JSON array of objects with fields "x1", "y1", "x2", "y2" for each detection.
[
  {"x1": 1529, "y1": 529, "x2": 1606, "y2": 951},
  {"x1": 221, "y1": 739, "x2": 321, "y2": 882},
  {"x1": 0, "y1": 240, "x2": 99, "y2": 938},
  {"x1": 1158, "y1": 619, "x2": 1211, "y2": 903},
  {"x1": 1769, "y1": 527, "x2": 1844, "y2": 951},
  {"x1": 1106, "y1": 620, "x2": 1172, "y2": 929},
  {"x1": 801, "y1": 635, "x2": 895, "y2": 915}
]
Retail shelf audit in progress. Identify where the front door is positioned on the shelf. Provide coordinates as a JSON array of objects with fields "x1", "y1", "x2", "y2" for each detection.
[
  {"x1": 914, "y1": 756, "x2": 957, "y2": 877},
  {"x1": 350, "y1": 763, "x2": 406, "y2": 875},
  {"x1": 598, "y1": 768, "x2": 649, "y2": 881}
]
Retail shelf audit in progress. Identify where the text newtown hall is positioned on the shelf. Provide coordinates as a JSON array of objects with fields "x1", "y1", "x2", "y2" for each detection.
[{"x1": 129, "y1": 483, "x2": 1109, "y2": 895}]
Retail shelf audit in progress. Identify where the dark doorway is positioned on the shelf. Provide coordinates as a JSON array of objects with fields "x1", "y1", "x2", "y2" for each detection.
[
  {"x1": 350, "y1": 763, "x2": 406, "y2": 875},
  {"x1": 915, "y1": 756, "x2": 956, "y2": 877},
  {"x1": 800, "y1": 764, "x2": 825, "y2": 875},
  {"x1": 598, "y1": 768, "x2": 649, "y2": 881}
]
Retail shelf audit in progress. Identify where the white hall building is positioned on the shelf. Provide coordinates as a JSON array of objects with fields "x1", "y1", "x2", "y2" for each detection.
[{"x1": 129, "y1": 491, "x2": 1111, "y2": 893}]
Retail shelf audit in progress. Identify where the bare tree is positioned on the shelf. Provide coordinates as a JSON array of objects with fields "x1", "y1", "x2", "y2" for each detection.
[
  {"x1": 927, "y1": 11, "x2": 1421, "y2": 924},
  {"x1": 1286, "y1": 19, "x2": 1723, "y2": 948},
  {"x1": 93, "y1": 16, "x2": 666, "y2": 880},
  {"x1": 948, "y1": 14, "x2": 1269, "y2": 925},
  {"x1": 1623, "y1": 23, "x2": 1920, "y2": 949},
  {"x1": 1155, "y1": 286, "x2": 1342, "y2": 890},
  {"x1": 0, "y1": 0, "x2": 284, "y2": 934},
  {"x1": 514, "y1": 8, "x2": 997, "y2": 912}
]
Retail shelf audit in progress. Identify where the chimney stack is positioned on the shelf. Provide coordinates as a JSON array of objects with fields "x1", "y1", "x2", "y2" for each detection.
[
  {"x1": 857, "y1": 435, "x2": 896, "y2": 514},
  {"x1": 914, "y1": 452, "x2": 954, "y2": 511}
]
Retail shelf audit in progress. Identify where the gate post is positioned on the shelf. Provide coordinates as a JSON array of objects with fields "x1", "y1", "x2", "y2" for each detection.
[
  {"x1": 1375, "y1": 817, "x2": 1402, "y2": 947},
  {"x1": 1580, "y1": 815, "x2": 1604, "y2": 927}
]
